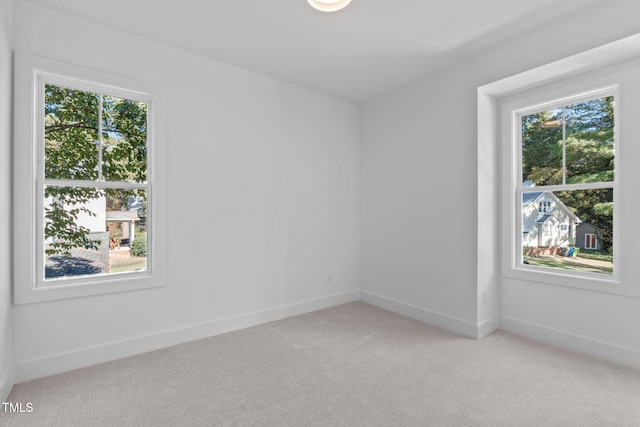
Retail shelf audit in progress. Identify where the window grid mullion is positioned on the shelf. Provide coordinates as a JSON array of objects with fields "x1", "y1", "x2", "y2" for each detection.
[
  {"x1": 521, "y1": 182, "x2": 616, "y2": 193},
  {"x1": 98, "y1": 94, "x2": 103, "y2": 182},
  {"x1": 562, "y1": 107, "x2": 566, "y2": 185},
  {"x1": 42, "y1": 178, "x2": 148, "y2": 190}
]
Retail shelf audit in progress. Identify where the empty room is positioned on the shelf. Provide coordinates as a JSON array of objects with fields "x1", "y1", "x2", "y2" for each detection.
[{"x1": 1, "y1": 0, "x2": 640, "y2": 425}]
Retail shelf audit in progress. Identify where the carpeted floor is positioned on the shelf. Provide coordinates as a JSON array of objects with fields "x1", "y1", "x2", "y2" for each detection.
[{"x1": 2, "y1": 302, "x2": 640, "y2": 426}]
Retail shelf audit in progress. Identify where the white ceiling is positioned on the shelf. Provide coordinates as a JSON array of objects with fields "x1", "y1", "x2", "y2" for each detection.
[{"x1": 28, "y1": 0, "x2": 601, "y2": 103}]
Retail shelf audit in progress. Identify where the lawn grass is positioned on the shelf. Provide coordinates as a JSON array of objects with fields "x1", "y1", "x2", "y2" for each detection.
[
  {"x1": 110, "y1": 256, "x2": 146, "y2": 273},
  {"x1": 577, "y1": 252, "x2": 613, "y2": 262},
  {"x1": 524, "y1": 254, "x2": 613, "y2": 274}
]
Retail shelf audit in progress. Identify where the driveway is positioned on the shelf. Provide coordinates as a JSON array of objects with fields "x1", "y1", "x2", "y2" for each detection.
[{"x1": 45, "y1": 248, "x2": 109, "y2": 279}]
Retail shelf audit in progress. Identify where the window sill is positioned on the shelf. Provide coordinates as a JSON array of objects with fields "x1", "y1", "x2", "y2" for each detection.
[
  {"x1": 15, "y1": 272, "x2": 165, "y2": 305},
  {"x1": 501, "y1": 264, "x2": 640, "y2": 298},
  {"x1": 13, "y1": 52, "x2": 168, "y2": 305}
]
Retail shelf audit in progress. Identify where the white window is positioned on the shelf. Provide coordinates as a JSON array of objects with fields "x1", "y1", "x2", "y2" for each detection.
[
  {"x1": 14, "y1": 53, "x2": 167, "y2": 304},
  {"x1": 538, "y1": 200, "x2": 551, "y2": 214},
  {"x1": 501, "y1": 82, "x2": 618, "y2": 283}
]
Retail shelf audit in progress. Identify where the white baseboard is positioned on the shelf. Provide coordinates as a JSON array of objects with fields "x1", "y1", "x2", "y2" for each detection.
[
  {"x1": 477, "y1": 316, "x2": 500, "y2": 339},
  {"x1": 0, "y1": 366, "x2": 14, "y2": 402},
  {"x1": 360, "y1": 290, "x2": 495, "y2": 339},
  {"x1": 500, "y1": 315, "x2": 640, "y2": 370},
  {"x1": 14, "y1": 290, "x2": 360, "y2": 383}
]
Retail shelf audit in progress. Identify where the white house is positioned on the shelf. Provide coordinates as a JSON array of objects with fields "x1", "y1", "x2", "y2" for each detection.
[
  {"x1": 522, "y1": 191, "x2": 580, "y2": 250},
  {"x1": 105, "y1": 209, "x2": 140, "y2": 247},
  {"x1": 43, "y1": 194, "x2": 107, "y2": 243}
]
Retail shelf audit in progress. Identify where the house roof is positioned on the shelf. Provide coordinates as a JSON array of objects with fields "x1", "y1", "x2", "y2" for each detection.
[
  {"x1": 522, "y1": 190, "x2": 581, "y2": 223},
  {"x1": 576, "y1": 222, "x2": 603, "y2": 232},
  {"x1": 106, "y1": 210, "x2": 140, "y2": 222},
  {"x1": 522, "y1": 192, "x2": 543, "y2": 205},
  {"x1": 536, "y1": 214, "x2": 553, "y2": 224}
]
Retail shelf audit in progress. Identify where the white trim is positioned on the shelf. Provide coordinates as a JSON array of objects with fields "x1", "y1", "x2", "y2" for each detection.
[
  {"x1": 40, "y1": 179, "x2": 148, "y2": 190},
  {"x1": 13, "y1": 52, "x2": 168, "y2": 304},
  {"x1": 500, "y1": 315, "x2": 640, "y2": 370},
  {"x1": 502, "y1": 83, "x2": 619, "y2": 285},
  {"x1": 480, "y1": 34, "x2": 640, "y2": 99},
  {"x1": 478, "y1": 33, "x2": 640, "y2": 372},
  {"x1": 13, "y1": 291, "x2": 360, "y2": 383},
  {"x1": 360, "y1": 290, "x2": 494, "y2": 339},
  {"x1": 477, "y1": 83, "x2": 500, "y2": 335},
  {"x1": 36, "y1": 73, "x2": 152, "y2": 287},
  {"x1": 493, "y1": 62, "x2": 640, "y2": 294},
  {"x1": 477, "y1": 316, "x2": 500, "y2": 339},
  {"x1": 0, "y1": 366, "x2": 14, "y2": 402}
]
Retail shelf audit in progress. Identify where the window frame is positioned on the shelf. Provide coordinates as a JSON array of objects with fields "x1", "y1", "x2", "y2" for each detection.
[
  {"x1": 538, "y1": 200, "x2": 551, "y2": 214},
  {"x1": 585, "y1": 234, "x2": 598, "y2": 250},
  {"x1": 500, "y1": 79, "x2": 620, "y2": 289},
  {"x1": 14, "y1": 52, "x2": 167, "y2": 304}
]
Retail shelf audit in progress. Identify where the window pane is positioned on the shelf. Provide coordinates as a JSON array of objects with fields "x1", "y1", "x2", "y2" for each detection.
[
  {"x1": 44, "y1": 186, "x2": 147, "y2": 280},
  {"x1": 521, "y1": 108, "x2": 564, "y2": 186},
  {"x1": 565, "y1": 96, "x2": 615, "y2": 183},
  {"x1": 522, "y1": 189, "x2": 613, "y2": 275},
  {"x1": 44, "y1": 84, "x2": 99, "y2": 180},
  {"x1": 521, "y1": 96, "x2": 615, "y2": 187},
  {"x1": 102, "y1": 96, "x2": 148, "y2": 183}
]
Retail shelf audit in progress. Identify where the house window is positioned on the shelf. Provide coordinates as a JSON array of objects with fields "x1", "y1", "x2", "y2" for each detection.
[
  {"x1": 538, "y1": 200, "x2": 551, "y2": 214},
  {"x1": 503, "y1": 86, "x2": 617, "y2": 279},
  {"x1": 585, "y1": 234, "x2": 598, "y2": 250},
  {"x1": 14, "y1": 53, "x2": 167, "y2": 304}
]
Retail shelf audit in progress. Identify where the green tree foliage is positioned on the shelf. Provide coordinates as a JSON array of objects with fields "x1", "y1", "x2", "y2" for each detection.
[
  {"x1": 522, "y1": 96, "x2": 614, "y2": 250},
  {"x1": 130, "y1": 232, "x2": 147, "y2": 257},
  {"x1": 44, "y1": 84, "x2": 147, "y2": 256},
  {"x1": 522, "y1": 109, "x2": 564, "y2": 186},
  {"x1": 44, "y1": 186, "x2": 104, "y2": 255},
  {"x1": 557, "y1": 189, "x2": 613, "y2": 251}
]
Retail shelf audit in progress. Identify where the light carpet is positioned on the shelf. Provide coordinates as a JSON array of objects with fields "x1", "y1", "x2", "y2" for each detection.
[{"x1": 2, "y1": 302, "x2": 640, "y2": 426}]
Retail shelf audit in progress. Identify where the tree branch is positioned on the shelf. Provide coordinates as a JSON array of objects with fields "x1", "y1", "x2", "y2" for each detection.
[{"x1": 45, "y1": 123, "x2": 97, "y2": 135}]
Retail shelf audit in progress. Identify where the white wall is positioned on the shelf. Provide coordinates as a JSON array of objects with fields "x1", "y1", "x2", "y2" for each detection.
[
  {"x1": 0, "y1": 0, "x2": 14, "y2": 401},
  {"x1": 361, "y1": 0, "x2": 640, "y2": 363},
  {"x1": 12, "y1": 0, "x2": 640, "y2": 385},
  {"x1": 12, "y1": 1, "x2": 360, "y2": 382},
  {"x1": 360, "y1": 65, "x2": 481, "y2": 336}
]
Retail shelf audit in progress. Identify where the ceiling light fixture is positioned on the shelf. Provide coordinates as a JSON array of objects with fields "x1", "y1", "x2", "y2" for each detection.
[{"x1": 307, "y1": 0, "x2": 352, "y2": 12}]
